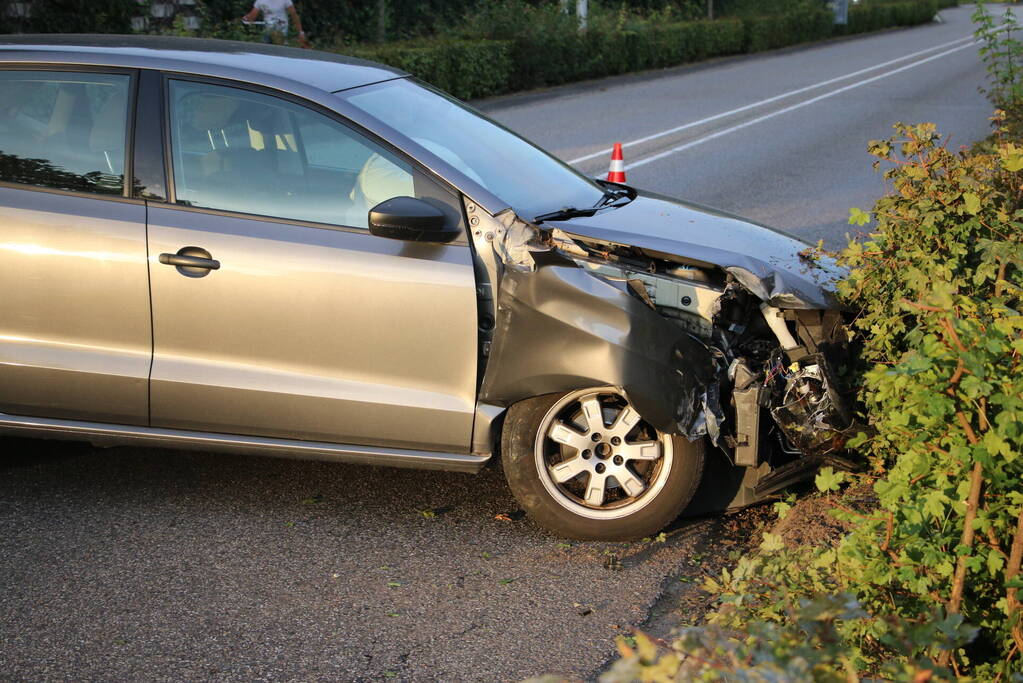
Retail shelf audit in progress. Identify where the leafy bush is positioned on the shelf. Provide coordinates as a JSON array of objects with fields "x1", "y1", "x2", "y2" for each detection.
[
  {"x1": 975, "y1": 2, "x2": 1023, "y2": 133},
  {"x1": 834, "y1": 119, "x2": 1023, "y2": 677},
  {"x1": 346, "y1": 38, "x2": 514, "y2": 100},
  {"x1": 604, "y1": 584, "x2": 974, "y2": 682},
  {"x1": 599, "y1": 118, "x2": 1023, "y2": 680}
]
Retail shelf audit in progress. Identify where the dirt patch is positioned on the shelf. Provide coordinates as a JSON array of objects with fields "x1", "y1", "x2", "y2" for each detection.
[{"x1": 773, "y1": 483, "x2": 876, "y2": 549}]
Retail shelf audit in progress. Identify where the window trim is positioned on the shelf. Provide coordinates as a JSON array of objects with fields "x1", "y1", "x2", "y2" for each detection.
[
  {"x1": 132, "y1": 68, "x2": 167, "y2": 201},
  {"x1": 0, "y1": 64, "x2": 138, "y2": 200},
  {"x1": 158, "y1": 71, "x2": 465, "y2": 238}
]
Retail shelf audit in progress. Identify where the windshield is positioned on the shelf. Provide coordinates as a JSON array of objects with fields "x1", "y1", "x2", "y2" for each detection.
[{"x1": 338, "y1": 79, "x2": 604, "y2": 220}]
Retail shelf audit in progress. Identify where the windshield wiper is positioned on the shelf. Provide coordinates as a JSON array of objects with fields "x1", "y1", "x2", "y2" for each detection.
[
  {"x1": 534, "y1": 187, "x2": 632, "y2": 224},
  {"x1": 533, "y1": 205, "x2": 600, "y2": 223},
  {"x1": 594, "y1": 185, "x2": 630, "y2": 208}
]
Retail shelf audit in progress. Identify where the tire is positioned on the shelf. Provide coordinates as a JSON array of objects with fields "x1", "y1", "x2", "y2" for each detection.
[{"x1": 501, "y1": 387, "x2": 705, "y2": 541}]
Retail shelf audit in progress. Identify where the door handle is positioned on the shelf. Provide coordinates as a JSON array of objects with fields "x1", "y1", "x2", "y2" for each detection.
[
  {"x1": 159, "y1": 247, "x2": 220, "y2": 277},
  {"x1": 159, "y1": 253, "x2": 220, "y2": 269}
]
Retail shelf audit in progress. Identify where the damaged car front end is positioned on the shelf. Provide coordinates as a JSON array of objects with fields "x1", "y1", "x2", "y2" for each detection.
[{"x1": 467, "y1": 186, "x2": 858, "y2": 525}]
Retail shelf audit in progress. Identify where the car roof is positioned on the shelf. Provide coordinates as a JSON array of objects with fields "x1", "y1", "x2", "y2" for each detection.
[{"x1": 0, "y1": 34, "x2": 406, "y2": 93}]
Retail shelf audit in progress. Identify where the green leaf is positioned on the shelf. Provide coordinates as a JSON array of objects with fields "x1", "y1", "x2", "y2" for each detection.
[
  {"x1": 815, "y1": 466, "x2": 846, "y2": 492},
  {"x1": 963, "y1": 192, "x2": 982, "y2": 215},
  {"x1": 848, "y1": 207, "x2": 872, "y2": 226},
  {"x1": 760, "y1": 532, "x2": 785, "y2": 552}
]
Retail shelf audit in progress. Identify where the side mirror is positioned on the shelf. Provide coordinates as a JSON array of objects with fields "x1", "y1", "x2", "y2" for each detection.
[{"x1": 368, "y1": 196, "x2": 461, "y2": 243}]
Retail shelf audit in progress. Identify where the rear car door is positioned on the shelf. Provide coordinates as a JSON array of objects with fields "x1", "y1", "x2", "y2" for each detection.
[
  {"x1": 0, "y1": 68, "x2": 150, "y2": 425},
  {"x1": 147, "y1": 77, "x2": 479, "y2": 452}
]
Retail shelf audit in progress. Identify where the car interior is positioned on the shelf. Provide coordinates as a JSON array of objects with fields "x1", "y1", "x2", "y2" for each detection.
[
  {"x1": 170, "y1": 83, "x2": 414, "y2": 228},
  {"x1": 0, "y1": 74, "x2": 127, "y2": 194}
]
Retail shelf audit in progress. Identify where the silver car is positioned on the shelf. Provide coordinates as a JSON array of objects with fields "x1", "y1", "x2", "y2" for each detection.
[{"x1": 0, "y1": 36, "x2": 854, "y2": 540}]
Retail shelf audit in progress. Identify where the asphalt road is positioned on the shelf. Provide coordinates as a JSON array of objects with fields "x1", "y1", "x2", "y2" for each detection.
[
  {"x1": 0, "y1": 7, "x2": 995, "y2": 682},
  {"x1": 482, "y1": 4, "x2": 992, "y2": 248}
]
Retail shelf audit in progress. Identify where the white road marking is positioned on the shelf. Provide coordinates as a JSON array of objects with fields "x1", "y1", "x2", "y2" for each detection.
[
  {"x1": 624, "y1": 40, "x2": 977, "y2": 171},
  {"x1": 567, "y1": 34, "x2": 975, "y2": 166}
]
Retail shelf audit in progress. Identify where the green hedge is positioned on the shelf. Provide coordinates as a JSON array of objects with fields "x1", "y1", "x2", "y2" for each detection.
[
  {"x1": 347, "y1": 39, "x2": 514, "y2": 100},
  {"x1": 351, "y1": 19, "x2": 746, "y2": 97},
  {"x1": 515, "y1": 18, "x2": 746, "y2": 88},
  {"x1": 346, "y1": 0, "x2": 940, "y2": 100},
  {"x1": 742, "y1": 5, "x2": 834, "y2": 52},
  {"x1": 624, "y1": 19, "x2": 747, "y2": 71}
]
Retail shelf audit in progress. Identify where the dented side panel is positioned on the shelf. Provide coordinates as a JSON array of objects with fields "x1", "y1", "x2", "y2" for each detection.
[{"x1": 479, "y1": 265, "x2": 713, "y2": 435}]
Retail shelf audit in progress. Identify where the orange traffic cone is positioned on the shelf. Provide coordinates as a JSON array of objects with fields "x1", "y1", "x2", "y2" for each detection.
[{"x1": 606, "y1": 142, "x2": 626, "y2": 183}]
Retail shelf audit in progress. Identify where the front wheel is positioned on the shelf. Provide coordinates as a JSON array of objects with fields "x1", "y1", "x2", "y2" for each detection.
[{"x1": 502, "y1": 387, "x2": 705, "y2": 541}]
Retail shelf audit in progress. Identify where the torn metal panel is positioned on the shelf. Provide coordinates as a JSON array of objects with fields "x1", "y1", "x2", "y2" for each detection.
[
  {"x1": 491, "y1": 209, "x2": 550, "y2": 272},
  {"x1": 541, "y1": 190, "x2": 846, "y2": 310},
  {"x1": 478, "y1": 264, "x2": 713, "y2": 436}
]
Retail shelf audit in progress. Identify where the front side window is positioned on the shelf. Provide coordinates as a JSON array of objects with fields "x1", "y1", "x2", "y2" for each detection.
[
  {"x1": 0, "y1": 71, "x2": 130, "y2": 195},
  {"x1": 168, "y1": 80, "x2": 414, "y2": 228}
]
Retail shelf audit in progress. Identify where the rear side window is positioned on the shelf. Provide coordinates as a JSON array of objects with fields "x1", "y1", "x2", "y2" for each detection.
[
  {"x1": 167, "y1": 79, "x2": 413, "y2": 229},
  {"x1": 0, "y1": 71, "x2": 130, "y2": 195}
]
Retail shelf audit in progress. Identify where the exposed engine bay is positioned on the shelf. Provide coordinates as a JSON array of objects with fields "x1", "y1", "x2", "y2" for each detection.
[
  {"x1": 551, "y1": 229, "x2": 856, "y2": 458},
  {"x1": 469, "y1": 200, "x2": 860, "y2": 507}
]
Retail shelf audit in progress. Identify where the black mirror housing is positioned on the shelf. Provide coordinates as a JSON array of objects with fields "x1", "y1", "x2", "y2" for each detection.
[{"x1": 368, "y1": 196, "x2": 460, "y2": 243}]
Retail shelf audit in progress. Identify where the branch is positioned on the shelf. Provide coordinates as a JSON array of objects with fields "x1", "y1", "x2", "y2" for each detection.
[
  {"x1": 901, "y1": 298, "x2": 948, "y2": 313},
  {"x1": 957, "y1": 411, "x2": 980, "y2": 445},
  {"x1": 1006, "y1": 506, "x2": 1023, "y2": 619},
  {"x1": 948, "y1": 358, "x2": 966, "y2": 388},
  {"x1": 881, "y1": 511, "x2": 895, "y2": 553},
  {"x1": 950, "y1": 466, "x2": 985, "y2": 609},
  {"x1": 939, "y1": 460, "x2": 985, "y2": 667},
  {"x1": 995, "y1": 259, "x2": 1009, "y2": 297},
  {"x1": 941, "y1": 318, "x2": 968, "y2": 353}
]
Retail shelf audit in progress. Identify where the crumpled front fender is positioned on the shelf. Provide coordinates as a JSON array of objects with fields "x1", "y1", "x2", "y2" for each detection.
[{"x1": 479, "y1": 263, "x2": 713, "y2": 435}]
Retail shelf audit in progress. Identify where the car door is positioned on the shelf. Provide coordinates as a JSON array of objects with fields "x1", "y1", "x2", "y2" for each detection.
[
  {"x1": 147, "y1": 77, "x2": 479, "y2": 452},
  {"x1": 0, "y1": 67, "x2": 151, "y2": 425}
]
